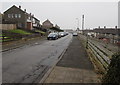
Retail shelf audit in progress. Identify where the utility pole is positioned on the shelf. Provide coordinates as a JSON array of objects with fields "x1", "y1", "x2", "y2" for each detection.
[
  {"x1": 82, "y1": 15, "x2": 84, "y2": 34},
  {"x1": 76, "y1": 18, "x2": 79, "y2": 31}
]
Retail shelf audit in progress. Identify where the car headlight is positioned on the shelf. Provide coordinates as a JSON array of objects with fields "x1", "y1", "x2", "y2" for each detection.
[{"x1": 53, "y1": 35, "x2": 56, "y2": 37}]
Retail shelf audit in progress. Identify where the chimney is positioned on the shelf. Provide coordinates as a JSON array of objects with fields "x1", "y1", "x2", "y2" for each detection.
[
  {"x1": 19, "y1": 5, "x2": 21, "y2": 9},
  {"x1": 24, "y1": 9, "x2": 26, "y2": 12},
  {"x1": 115, "y1": 26, "x2": 117, "y2": 29},
  {"x1": 98, "y1": 26, "x2": 100, "y2": 29},
  {"x1": 104, "y1": 26, "x2": 106, "y2": 29}
]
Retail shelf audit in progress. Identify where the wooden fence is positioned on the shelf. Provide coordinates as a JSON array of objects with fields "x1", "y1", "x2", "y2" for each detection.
[
  {"x1": 0, "y1": 24, "x2": 16, "y2": 30},
  {"x1": 78, "y1": 34, "x2": 117, "y2": 73},
  {"x1": 87, "y1": 39, "x2": 111, "y2": 71}
]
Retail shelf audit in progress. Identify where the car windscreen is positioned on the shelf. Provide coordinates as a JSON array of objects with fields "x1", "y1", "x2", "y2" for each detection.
[
  {"x1": 48, "y1": 34, "x2": 55, "y2": 37},
  {"x1": 59, "y1": 32, "x2": 64, "y2": 34}
]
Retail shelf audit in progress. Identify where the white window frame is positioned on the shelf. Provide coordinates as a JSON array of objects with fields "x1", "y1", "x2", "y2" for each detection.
[
  {"x1": 15, "y1": 14, "x2": 18, "y2": 18},
  {"x1": 8, "y1": 14, "x2": 11, "y2": 18},
  {"x1": 18, "y1": 14, "x2": 21, "y2": 18},
  {"x1": 11, "y1": 14, "x2": 14, "y2": 18},
  {"x1": 28, "y1": 16, "x2": 31, "y2": 20}
]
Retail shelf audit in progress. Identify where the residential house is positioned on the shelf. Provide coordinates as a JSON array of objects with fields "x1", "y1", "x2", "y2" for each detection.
[
  {"x1": 55, "y1": 24, "x2": 60, "y2": 29},
  {"x1": 0, "y1": 13, "x2": 2, "y2": 24},
  {"x1": 42, "y1": 19, "x2": 53, "y2": 29},
  {"x1": 0, "y1": 13, "x2": 2, "y2": 30},
  {"x1": 3, "y1": 5, "x2": 41, "y2": 30},
  {"x1": 82, "y1": 26, "x2": 120, "y2": 44},
  {"x1": 0, "y1": 12, "x2": 17, "y2": 30},
  {"x1": 32, "y1": 16, "x2": 41, "y2": 29},
  {"x1": 93, "y1": 26, "x2": 120, "y2": 44}
]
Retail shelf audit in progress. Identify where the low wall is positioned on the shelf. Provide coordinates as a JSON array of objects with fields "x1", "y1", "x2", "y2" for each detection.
[{"x1": 0, "y1": 24, "x2": 16, "y2": 30}]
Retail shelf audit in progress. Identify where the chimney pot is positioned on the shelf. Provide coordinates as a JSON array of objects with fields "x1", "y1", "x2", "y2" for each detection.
[
  {"x1": 19, "y1": 5, "x2": 21, "y2": 9},
  {"x1": 104, "y1": 26, "x2": 106, "y2": 29},
  {"x1": 98, "y1": 26, "x2": 100, "y2": 28},
  {"x1": 24, "y1": 9, "x2": 26, "y2": 12}
]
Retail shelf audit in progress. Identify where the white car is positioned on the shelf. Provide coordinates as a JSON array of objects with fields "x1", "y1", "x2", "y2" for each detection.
[
  {"x1": 59, "y1": 32, "x2": 65, "y2": 37},
  {"x1": 73, "y1": 32, "x2": 78, "y2": 36}
]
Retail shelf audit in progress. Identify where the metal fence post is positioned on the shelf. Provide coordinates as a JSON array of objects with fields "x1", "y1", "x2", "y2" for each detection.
[{"x1": 86, "y1": 34, "x2": 88, "y2": 49}]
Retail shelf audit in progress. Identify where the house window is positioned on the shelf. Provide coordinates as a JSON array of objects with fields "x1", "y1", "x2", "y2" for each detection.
[
  {"x1": 28, "y1": 16, "x2": 31, "y2": 20},
  {"x1": 8, "y1": 14, "x2": 11, "y2": 18},
  {"x1": 18, "y1": 23, "x2": 22, "y2": 28},
  {"x1": 18, "y1": 14, "x2": 21, "y2": 18},
  {"x1": 33, "y1": 18, "x2": 35, "y2": 23},
  {"x1": 11, "y1": 14, "x2": 14, "y2": 18},
  {"x1": 15, "y1": 14, "x2": 18, "y2": 18}
]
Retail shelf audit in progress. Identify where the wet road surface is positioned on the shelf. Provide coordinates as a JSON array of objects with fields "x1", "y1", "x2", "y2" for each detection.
[{"x1": 2, "y1": 34, "x2": 72, "y2": 83}]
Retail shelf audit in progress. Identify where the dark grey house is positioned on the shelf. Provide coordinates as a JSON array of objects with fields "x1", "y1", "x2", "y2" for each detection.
[
  {"x1": 94, "y1": 28, "x2": 120, "y2": 35},
  {"x1": 93, "y1": 26, "x2": 120, "y2": 44},
  {"x1": 3, "y1": 5, "x2": 40, "y2": 30},
  {"x1": 0, "y1": 13, "x2": 2, "y2": 24},
  {"x1": 32, "y1": 16, "x2": 41, "y2": 29}
]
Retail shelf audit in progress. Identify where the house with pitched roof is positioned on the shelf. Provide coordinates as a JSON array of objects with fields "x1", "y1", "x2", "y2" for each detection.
[
  {"x1": 3, "y1": 5, "x2": 40, "y2": 30},
  {"x1": 0, "y1": 12, "x2": 2, "y2": 24},
  {"x1": 42, "y1": 19, "x2": 53, "y2": 29},
  {"x1": 55, "y1": 24, "x2": 60, "y2": 29}
]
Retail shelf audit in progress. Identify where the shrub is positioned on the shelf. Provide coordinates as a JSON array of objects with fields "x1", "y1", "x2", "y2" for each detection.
[{"x1": 102, "y1": 52, "x2": 120, "y2": 84}]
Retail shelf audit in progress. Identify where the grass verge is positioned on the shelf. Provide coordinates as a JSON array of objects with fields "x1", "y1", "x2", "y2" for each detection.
[{"x1": 8, "y1": 29, "x2": 32, "y2": 35}]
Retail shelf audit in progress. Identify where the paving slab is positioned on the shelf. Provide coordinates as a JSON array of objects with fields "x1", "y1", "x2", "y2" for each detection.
[{"x1": 45, "y1": 66, "x2": 100, "y2": 83}]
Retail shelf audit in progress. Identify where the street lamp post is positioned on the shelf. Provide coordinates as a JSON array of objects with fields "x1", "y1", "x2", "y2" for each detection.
[
  {"x1": 76, "y1": 18, "x2": 79, "y2": 31},
  {"x1": 82, "y1": 15, "x2": 84, "y2": 34},
  {"x1": 86, "y1": 28, "x2": 90, "y2": 49},
  {"x1": 86, "y1": 33, "x2": 88, "y2": 49}
]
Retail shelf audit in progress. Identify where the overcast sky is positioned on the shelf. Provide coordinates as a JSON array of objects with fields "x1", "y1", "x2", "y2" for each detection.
[{"x1": 1, "y1": 1, "x2": 118, "y2": 30}]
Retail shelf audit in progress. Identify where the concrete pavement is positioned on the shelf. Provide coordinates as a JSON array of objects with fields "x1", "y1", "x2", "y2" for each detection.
[{"x1": 44, "y1": 36, "x2": 100, "y2": 83}]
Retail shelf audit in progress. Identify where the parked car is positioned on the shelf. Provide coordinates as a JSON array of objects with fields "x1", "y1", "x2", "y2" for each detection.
[
  {"x1": 64, "y1": 32, "x2": 69, "y2": 36},
  {"x1": 47, "y1": 33, "x2": 58, "y2": 40},
  {"x1": 59, "y1": 32, "x2": 65, "y2": 37},
  {"x1": 66, "y1": 32, "x2": 69, "y2": 35},
  {"x1": 58, "y1": 32, "x2": 62, "y2": 38},
  {"x1": 73, "y1": 32, "x2": 78, "y2": 36}
]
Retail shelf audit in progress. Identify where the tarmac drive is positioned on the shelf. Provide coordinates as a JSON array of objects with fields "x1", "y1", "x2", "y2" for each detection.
[{"x1": 44, "y1": 36, "x2": 100, "y2": 83}]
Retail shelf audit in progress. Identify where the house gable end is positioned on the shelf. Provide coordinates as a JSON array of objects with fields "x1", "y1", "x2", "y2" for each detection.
[{"x1": 4, "y1": 5, "x2": 25, "y2": 14}]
